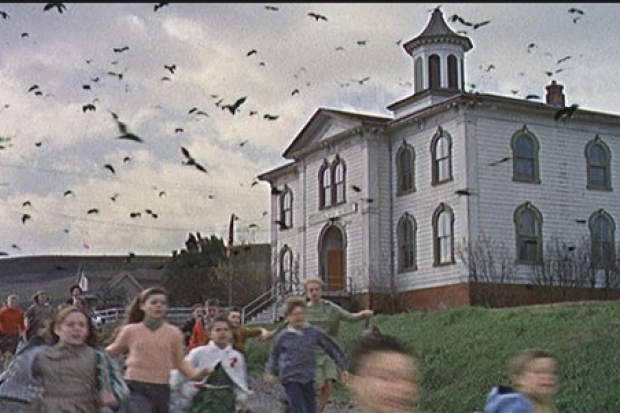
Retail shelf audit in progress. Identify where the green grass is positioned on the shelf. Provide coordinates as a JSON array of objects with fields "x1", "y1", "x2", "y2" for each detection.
[{"x1": 244, "y1": 301, "x2": 620, "y2": 413}]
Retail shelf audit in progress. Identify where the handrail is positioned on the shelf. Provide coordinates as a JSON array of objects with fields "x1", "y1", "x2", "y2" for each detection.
[{"x1": 241, "y1": 282, "x2": 281, "y2": 323}]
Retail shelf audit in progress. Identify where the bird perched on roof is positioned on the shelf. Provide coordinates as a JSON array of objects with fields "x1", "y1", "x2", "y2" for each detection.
[{"x1": 554, "y1": 104, "x2": 579, "y2": 121}]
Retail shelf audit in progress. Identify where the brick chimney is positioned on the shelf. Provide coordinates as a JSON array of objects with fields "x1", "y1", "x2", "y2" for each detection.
[{"x1": 545, "y1": 80, "x2": 565, "y2": 107}]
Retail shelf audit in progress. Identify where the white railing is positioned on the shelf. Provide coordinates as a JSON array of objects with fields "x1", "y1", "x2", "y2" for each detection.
[{"x1": 93, "y1": 306, "x2": 196, "y2": 327}]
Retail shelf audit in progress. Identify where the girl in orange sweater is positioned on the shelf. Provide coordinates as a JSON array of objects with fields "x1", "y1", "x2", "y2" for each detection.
[{"x1": 106, "y1": 287, "x2": 211, "y2": 413}]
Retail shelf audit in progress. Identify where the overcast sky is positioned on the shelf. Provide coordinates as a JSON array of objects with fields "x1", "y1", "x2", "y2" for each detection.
[{"x1": 0, "y1": 3, "x2": 613, "y2": 257}]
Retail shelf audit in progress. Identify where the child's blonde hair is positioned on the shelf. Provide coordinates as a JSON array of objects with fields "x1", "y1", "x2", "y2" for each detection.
[
  {"x1": 508, "y1": 348, "x2": 555, "y2": 381},
  {"x1": 302, "y1": 277, "x2": 324, "y2": 288}
]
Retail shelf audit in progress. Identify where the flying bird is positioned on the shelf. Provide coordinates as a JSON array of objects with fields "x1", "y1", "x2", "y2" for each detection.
[
  {"x1": 164, "y1": 64, "x2": 176, "y2": 74},
  {"x1": 22, "y1": 201, "x2": 32, "y2": 207},
  {"x1": 175, "y1": 128, "x2": 184, "y2": 133},
  {"x1": 568, "y1": 7, "x2": 584, "y2": 15},
  {"x1": 246, "y1": 49, "x2": 257, "y2": 57},
  {"x1": 357, "y1": 40, "x2": 367, "y2": 46},
  {"x1": 239, "y1": 140, "x2": 249, "y2": 147},
  {"x1": 159, "y1": 191, "x2": 166, "y2": 197},
  {"x1": 222, "y1": 96, "x2": 248, "y2": 114},
  {"x1": 525, "y1": 94, "x2": 541, "y2": 100},
  {"x1": 472, "y1": 20, "x2": 491, "y2": 29},
  {"x1": 1, "y1": 10, "x2": 9, "y2": 19},
  {"x1": 180, "y1": 146, "x2": 208, "y2": 173},
  {"x1": 43, "y1": 3, "x2": 66, "y2": 13},
  {"x1": 265, "y1": 5, "x2": 279, "y2": 11},
  {"x1": 82, "y1": 103, "x2": 96, "y2": 112},
  {"x1": 63, "y1": 190, "x2": 74, "y2": 197},
  {"x1": 110, "y1": 112, "x2": 144, "y2": 143},
  {"x1": 353, "y1": 77, "x2": 371, "y2": 85},
  {"x1": 554, "y1": 104, "x2": 579, "y2": 121},
  {"x1": 488, "y1": 157, "x2": 512, "y2": 166},
  {"x1": 87, "y1": 208, "x2": 99, "y2": 214},
  {"x1": 110, "y1": 193, "x2": 119, "y2": 202},
  {"x1": 308, "y1": 12, "x2": 328, "y2": 21},
  {"x1": 130, "y1": 212, "x2": 141, "y2": 218},
  {"x1": 263, "y1": 114, "x2": 279, "y2": 121},
  {"x1": 154, "y1": 3, "x2": 169, "y2": 12},
  {"x1": 21, "y1": 214, "x2": 31, "y2": 224},
  {"x1": 123, "y1": 156, "x2": 131, "y2": 163},
  {"x1": 104, "y1": 164, "x2": 116, "y2": 174},
  {"x1": 455, "y1": 189, "x2": 476, "y2": 196},
  {"x1": 113, "y1": 46, "x2": 130, "y2": 53},
  {"x1": 28, "y1": 85, "x2": 40, "y2": 93},
  {"x1": 351, "y1": 185, "x2": 362, "y2": 193},
  {"x1": 291, "y1": 88, "x2": 300, "y2": 96}
]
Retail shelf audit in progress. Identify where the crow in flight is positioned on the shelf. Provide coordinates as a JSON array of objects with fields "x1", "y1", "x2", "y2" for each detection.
[
  {"x1": 104, "y1": 164, "x2": 116, "y2": 174},
  {"x1": 180, "y1": 146, "x2": 208, "y2": 173},
  {"x1": 82, "y1": 103, "x2": 96, "y2": 112},
  {"x1": 222, "y1": 96, "x2": 247, "y2": 115},
  {"x1": 164, "y1": 64, "x2": 176, "y2": 74},
  {"x1": 0, "y1": 10, "x2": 9, "y2": 19},
  {"x1": 87, "y1": 209, "x2": 99, "y2": 214},
  {"x1": 43, "y1": 3, "x2": 66, "y2": 13},
  {"x1": 154, "y1": 3, "x2": 169, "y2": 12},
  {"x1": 265, "y1": 5, "x2": 279, "y2": 11},
  {"x1": 308, "y1": 12, "x2": 328, "y2": 21},
  {"x1": 113, "y1": 46, "x2": 130, "y2": 53},
  {"x1": 21, "y1": 214, "x2": 31, "y2": 224}
]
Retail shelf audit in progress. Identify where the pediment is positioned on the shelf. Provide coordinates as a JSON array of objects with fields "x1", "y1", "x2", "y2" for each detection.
[{"x1": 282, "y1": 108, "x2": 390, "y2": 159}]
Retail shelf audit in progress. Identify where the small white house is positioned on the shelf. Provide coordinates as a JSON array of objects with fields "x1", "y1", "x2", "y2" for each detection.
[{"x1": 258, "y1": 8, "x2": 620, "y2": 310}]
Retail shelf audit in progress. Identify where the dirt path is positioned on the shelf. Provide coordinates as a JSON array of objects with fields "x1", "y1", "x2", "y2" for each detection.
[{"x1": 246, "y1": 376, "x2": 355, "y2": 413}]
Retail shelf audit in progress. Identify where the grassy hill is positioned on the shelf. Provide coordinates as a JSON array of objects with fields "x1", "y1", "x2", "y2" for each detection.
[{"x1": 244, "y1": 300, "x2": 620, "y2": 413}]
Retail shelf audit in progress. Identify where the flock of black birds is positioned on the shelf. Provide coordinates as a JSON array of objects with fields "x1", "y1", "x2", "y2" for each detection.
[{"x1": 0, "y1": 4, "x2": 596, "y2": 255}]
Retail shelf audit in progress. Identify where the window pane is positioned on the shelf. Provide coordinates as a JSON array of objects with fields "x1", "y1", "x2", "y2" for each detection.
[
  {"x1": 447, "y1": 55, "x2": 458, "y2": 89},
  {"x1": 515, "y1": 136, "x2": 534, "y2": 157},
  {"x1": 515, "y1": 158, "x2": 534, "y2": 180},
  {"x1": 588, "y1": 144, "x2": 606, "y2": 164},
  {"x1": 589, "y1": 166, "x2": 606, "y2": 188}
]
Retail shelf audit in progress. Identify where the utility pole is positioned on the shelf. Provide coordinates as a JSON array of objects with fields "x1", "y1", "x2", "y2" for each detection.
[{"x1": 227, "y1": 213, "x2": 237, "y2": 306}]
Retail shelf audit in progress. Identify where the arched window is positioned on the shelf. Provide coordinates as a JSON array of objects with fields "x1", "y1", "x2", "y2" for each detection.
[
  {"x1": 585, "y1": 137, "x2": 611, "y2": 190},
  {"x1": 332, "y1": 157, "x2": 346, "y2": 205},
  {"x1": 428, "y1": 54, "x2": 441, "y2": 89},
  {"x1": 280, "y1": 186, "x2": 293, "y2": 229},
  {"x1": 447, "y1": 55, "x2": 458, "y2": 89},
  {"x1": 589, "y1": 210, "x2": 615, "y2": 269},
  {"x1": 511, "y1": 128, "x2": 540, "y2": 183},
  {"x1": 319, "y1": 160, "x2": 331, "y2": 208},
  {"x1": 396, "y1": 143, "x2": 415, "y2": 194},
  {"x1": 279, "y1": 246, "x2": 294, "y2": 291},
  {"x1": 414, "y1": 57, "x2": 424, "y2": 92},
  {"x1": 433, "y1": 204, "x2": 454, "y2": 265},
  {"x1": 431, "y1": 127, "x2": 452, "y2": 184},
  {"x1": 398, "y1": 214, "x2": 417, "y2": 271},
  {"x1": 514, "y1": 202, "x2": 543, "y2": 263}
]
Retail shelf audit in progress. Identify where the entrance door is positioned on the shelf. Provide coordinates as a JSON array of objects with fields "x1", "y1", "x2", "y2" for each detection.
[
  {"x1": 320, "y1": 225, "x2": 346, "y2": 292},
  {"x1": 326, "y1": 250, "x2": 344, "y2": 291}
]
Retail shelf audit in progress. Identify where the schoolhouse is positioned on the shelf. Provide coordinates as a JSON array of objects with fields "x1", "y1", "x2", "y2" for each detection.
[{"x1": 258, "y1": 8, "x2": 620, "y2": 310}]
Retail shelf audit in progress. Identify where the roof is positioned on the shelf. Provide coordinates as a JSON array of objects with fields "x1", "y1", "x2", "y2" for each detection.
[{"x1": 403, "y1": 8, "x2": 473, "y2": 55}]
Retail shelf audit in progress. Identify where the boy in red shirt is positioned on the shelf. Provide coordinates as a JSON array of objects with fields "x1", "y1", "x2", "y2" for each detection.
[{"x1": 0, "y1": 294, "x2": 25, "y2": 358}]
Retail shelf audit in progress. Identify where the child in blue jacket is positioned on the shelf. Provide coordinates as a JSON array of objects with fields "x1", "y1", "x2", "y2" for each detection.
[
  {"x1": 484, "y1": 348, "x2": 558, "y2": 413},
  {"x1": 264, "y1": 296, "x2": 349, "y2": 413}
]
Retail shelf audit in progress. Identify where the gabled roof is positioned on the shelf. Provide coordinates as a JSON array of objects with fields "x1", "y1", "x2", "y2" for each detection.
[
  {"x1": 281, "y1": 108, "x2": 391, "y2": 159},
  {"x1": 403, "y1": 8, "x2": 472, "y2": 55}
]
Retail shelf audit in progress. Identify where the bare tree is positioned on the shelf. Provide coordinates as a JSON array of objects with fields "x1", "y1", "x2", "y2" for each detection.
[{"x1": 456, "y1": 233, "x2": 517, "y2": 307}]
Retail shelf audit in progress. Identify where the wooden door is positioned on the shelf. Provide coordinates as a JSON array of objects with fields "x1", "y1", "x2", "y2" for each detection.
[{"x1": 326, "y1": 250, "x2": 343, "y2": 291}]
